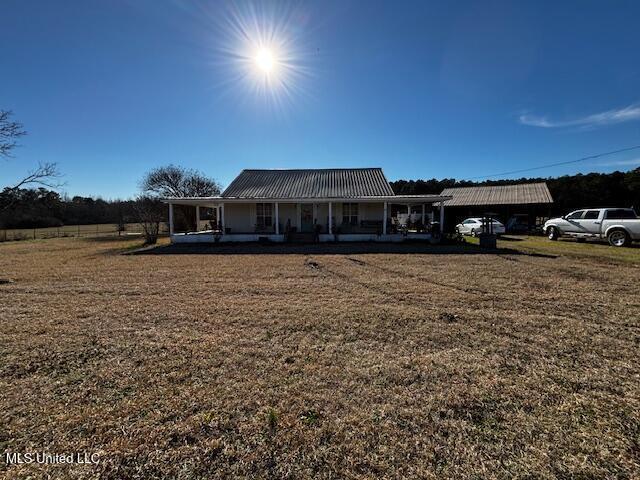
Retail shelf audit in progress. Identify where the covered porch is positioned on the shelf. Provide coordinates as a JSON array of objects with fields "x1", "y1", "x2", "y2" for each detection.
[{"x1": 163, "y1": 195, "x2": 450, "y2": 243}]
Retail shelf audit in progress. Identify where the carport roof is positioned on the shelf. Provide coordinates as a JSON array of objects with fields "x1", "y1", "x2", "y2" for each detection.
[{"x1": 440, "y1": 183, "x2": 553, "y2": 207}]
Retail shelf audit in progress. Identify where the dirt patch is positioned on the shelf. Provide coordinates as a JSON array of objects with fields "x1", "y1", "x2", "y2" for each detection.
[
  {"x1": 305, "y1": 258, "x2": 322, "y2": 270},
  {"x1": 347, "y1": 257, "x2": 367, "y2": 266}
]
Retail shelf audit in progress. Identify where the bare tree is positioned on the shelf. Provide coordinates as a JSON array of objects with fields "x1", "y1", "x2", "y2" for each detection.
[
  {"x1": 140, "y1": 164, "x2": 221, "y2": 198},
  {"x1": 0, "y1": 110, "x2": 26, "y2": 158},
  {"x1": 1, "y1": 110, "x2": 62, "y2": 202},
  {"x1": 132, "y1": 196, "x2": 165, "y2": 244}
]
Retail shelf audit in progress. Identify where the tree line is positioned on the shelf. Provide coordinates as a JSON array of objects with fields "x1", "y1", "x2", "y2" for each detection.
[{"x1": 0, "y1": 164, "x2": 221, "y2": 244}]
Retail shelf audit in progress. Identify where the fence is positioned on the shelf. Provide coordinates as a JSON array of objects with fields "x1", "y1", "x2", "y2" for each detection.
[{"x1": 0, "y1": 223, "x2": 169, "y2": 242}]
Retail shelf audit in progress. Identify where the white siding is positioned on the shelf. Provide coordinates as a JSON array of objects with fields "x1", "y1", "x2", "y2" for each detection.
[{"x1": 224, "y1": 203, "x2": 254, "y2": 232}]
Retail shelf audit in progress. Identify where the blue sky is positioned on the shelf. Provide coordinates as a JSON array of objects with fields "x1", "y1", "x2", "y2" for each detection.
[{"x1": 2, "y1": 0, "x2": 640, "y2": 199}]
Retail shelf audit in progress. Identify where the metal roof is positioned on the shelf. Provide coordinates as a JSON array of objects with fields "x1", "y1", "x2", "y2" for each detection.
[
  {"x1": 440, "y1": 182, "x2": 553, "y2": 206},
  {"x1": 221, "y1": 168, "x2": 396, "y2": 199}
]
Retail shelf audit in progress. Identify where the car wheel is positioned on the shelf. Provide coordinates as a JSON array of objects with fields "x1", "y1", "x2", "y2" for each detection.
[
  {"x1": 607, "y1": 229, "x2": 629, "y2": 247},
  {"x1": 547, "y1": 226, "x2": 559, "y2": 241},
  {"x1": 471, "y1": 229, "x2": 477, "y2": 237}
]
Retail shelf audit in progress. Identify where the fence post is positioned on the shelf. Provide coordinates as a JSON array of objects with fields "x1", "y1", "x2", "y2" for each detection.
[
  {"x1": 33, "y1": 228, "x2": 36, "y2": 240},
  {"x1": 77, "y1": 224, "x2": 80, "y2": 237}
]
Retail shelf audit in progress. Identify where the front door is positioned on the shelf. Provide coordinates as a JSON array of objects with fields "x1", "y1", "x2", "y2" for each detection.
[{"x1": 300, "y1": 204, "x2": 314, "y2": 232}]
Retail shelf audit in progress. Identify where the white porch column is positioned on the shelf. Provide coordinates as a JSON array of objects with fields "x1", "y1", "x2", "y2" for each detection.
[
  {"x1": 383, "y1": 202, "x2": 387, "y2": 235},
  {"x1": 275, "y1": 202, "x2": 280, "y2": 235},
  {"x1": 195, "y1": 205, "x2": 200, "y2": 232},
  {"x1": 328, "y1": 202, "x2": 333, "y2": 234},
  {"x1": 221, "y1": 203, "x2": 225, "y2": 232},
  {"x1": 168, "y1": 203, "x2": 174, "y2": 236},
  {"x1": 439, "y1": 201, "x2": 445, "y2": 232},
  {"x1": 422, "y1": 204, "x2": 426, "y2": 224},
  {"x1": 216, "y1": 206, "x2": 220, "y2": 230}
]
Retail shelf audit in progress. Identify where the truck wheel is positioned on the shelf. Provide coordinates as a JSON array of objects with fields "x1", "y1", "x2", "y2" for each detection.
[
  {"x1": 547, "y1": 226, "x2": 559, "y2": 241},
  {"x1": 607, "y1": 229, "x2": 629, "y2": 247}
]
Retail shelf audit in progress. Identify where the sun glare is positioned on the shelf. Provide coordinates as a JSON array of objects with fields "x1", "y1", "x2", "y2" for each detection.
[
  {"x1": 255, "y1": 48, "x2": 275, "y2": 74},
  {"x1": 209, "y1": 2, "x2": 313, "y2": 111}
]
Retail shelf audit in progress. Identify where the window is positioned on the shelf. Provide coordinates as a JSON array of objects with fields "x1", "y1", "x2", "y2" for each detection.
[
  {"x1": 342, "y1": 203, "x2": 359, "y2": 225},
  {"x1": 605, "y1": 209, "x2": 638, "y2": 219},
  {"x1": 199, "y1": 207, "x2": 217, "y2": 221},
  {"x1": 256, "y1": 203, "x2": 273, "y2": 228},
  {"x1": 583, "y1": 210, "x2": 600, "y2": 220},
  {"x1": 566, "y1": 211, "x2": 585, "y2": 220}
]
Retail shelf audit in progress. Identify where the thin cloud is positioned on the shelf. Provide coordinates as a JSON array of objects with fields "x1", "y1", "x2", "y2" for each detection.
[
  {"x1": 519, "y1": 104, "x2": 640, "y2": 128},
  {"x1": 597, "y1": 158, "x2": 640, "y2": 167}
]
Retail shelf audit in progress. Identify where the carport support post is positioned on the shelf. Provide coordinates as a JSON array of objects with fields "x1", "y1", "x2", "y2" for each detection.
[
  {"x1": 275, "y1": 202, "x2": 279, "y2": 235},
  {"x1": 168, "y1": 202, "x2": 174, "y2": 236},
  {"x1": 195, "y1": 205, "x2": 200, "y2": 232},
  {"x1": 383, "y1": 202, "x2": 387, "y2": 235},
  {"x1": 328, "y1": 202, "x2": 333, "y2": 234},
  {"x1": 439, "y1": 201, "x2": 445, "y2": 233}
]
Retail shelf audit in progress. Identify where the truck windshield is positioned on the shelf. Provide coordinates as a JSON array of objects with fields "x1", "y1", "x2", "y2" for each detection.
[{"x1": 605, "y1": 209, "x2": 638, "y2": 219}]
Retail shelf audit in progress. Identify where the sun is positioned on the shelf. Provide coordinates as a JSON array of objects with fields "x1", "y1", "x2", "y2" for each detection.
[
  {"x1": 255, "y1": 48, "x2": 275, "y2": 74},
  {"x1": 211, "y1": 2, "x2": 313, "y2": 109}
]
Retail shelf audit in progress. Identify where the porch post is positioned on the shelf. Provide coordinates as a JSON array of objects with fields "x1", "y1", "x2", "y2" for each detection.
[
  {"x1": 168, "y1": 202, "x2": 174, "y2": 236},
  {"x1": 221, "y1": 203, "x2": 225, "y2": 232},
  {"x1": 275, "y1": 202, "x2": 280, "y2": 235},
  {"x1": 296, "y1": 203, "x2": 301, "y2": 230},
  {"x1": 383, "y1": 202, "x2": 387, "y2": 235},
  {"x1": 328, "y1": 202, "x2": 333, "y2": 234},
  {"x1": 439, "y1": 201, "x2": 444, "y2": 232},
  {"x1": 195, "y1": 205, "x2": 200, "y2": 232},
  {"x1": 422, "y1": 204, "x2": 425, "y2": 224}
]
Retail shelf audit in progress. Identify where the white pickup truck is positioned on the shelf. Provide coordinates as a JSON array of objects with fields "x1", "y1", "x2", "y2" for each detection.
[{"x1": 544, "y1": 208, "x2": 640, "y2": 247}]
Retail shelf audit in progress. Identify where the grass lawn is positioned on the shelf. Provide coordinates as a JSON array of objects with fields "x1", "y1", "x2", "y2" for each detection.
[
  {"x1": 466, "y1": 234, "x2": 640, "y2": 264},
  {"x1": 0, "y1": 236, "x2": 638, "y2": 479}
]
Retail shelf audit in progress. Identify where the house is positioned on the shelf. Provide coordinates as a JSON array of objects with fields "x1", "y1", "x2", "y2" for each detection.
[
  {"x1": 163, "y1": 168, "x2": 451, "y2": 243},
  {"x1": 440, "y1": 182, "x2": 554, "y2": 232}
]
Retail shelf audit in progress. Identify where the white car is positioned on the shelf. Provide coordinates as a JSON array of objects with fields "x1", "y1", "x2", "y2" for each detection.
[{"x1": 456, "y1": 217, "x2": 505, "y2": 236}]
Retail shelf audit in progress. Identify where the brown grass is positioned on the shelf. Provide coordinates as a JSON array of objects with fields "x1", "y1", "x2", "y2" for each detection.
[{"x1": 0, "y1": 237, "x2": 638, "y2": 479}]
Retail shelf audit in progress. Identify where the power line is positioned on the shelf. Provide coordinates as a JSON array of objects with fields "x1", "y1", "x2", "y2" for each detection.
[{"x1": 468, "y1": 144, "x2": 640, "y2": 180}]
